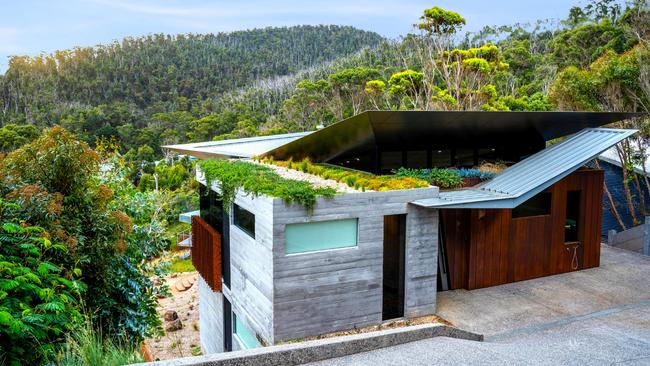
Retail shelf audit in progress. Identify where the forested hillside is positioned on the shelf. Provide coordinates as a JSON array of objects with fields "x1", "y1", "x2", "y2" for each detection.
[
  {"x1": 0, "y1": 1, "x2": 648, "y2": 157},
  {"x1": 0, "y1": 25, "x2": 383, "y2": 151}
]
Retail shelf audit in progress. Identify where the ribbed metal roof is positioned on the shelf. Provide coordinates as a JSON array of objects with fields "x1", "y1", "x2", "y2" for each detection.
[
  {"x1": 162, "y1": 132, "x2": 311, "y2": 159},
  {"x1": 412, "y1": 128, "x2": 637, "y2": 209}
]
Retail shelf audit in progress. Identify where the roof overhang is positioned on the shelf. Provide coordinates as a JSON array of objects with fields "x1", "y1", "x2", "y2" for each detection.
[
  {"x1": 412, "y1": 128, "x2": 638, "y2": 209},
  {"x1": 265, "y1": 111, "x2": 643, "y2": 162}
]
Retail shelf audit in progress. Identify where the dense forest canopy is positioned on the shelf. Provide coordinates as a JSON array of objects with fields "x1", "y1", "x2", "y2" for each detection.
[
  {"x1": 0, "y1": 1, "x2": 648, "y2": 156},
  {"x1": 0, "y1": 25, "x2": 383, "y2": 151}
]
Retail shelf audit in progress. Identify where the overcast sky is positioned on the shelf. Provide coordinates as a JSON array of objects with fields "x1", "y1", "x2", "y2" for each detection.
[{"x1": 0, "y1": 0, "x2": 586, "y2": 72}]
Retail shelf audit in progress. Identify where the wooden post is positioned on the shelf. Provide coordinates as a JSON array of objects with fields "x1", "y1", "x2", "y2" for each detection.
[{"x1": 642, "y1": 216, "x2": 650, "y2": 255}]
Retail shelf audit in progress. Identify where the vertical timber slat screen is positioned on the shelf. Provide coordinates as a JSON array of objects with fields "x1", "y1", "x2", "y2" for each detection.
[{"x1": 191, "y1": 216, "x2": 222, "y2": 292}]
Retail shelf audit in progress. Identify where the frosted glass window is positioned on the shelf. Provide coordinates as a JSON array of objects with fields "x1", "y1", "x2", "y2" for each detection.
[
  {"x1": 285, "y1": 219, "x2": 358, "y2": 254},
  {"x1": 233, "y1": 314, "x2": 259, "y2": 349}
]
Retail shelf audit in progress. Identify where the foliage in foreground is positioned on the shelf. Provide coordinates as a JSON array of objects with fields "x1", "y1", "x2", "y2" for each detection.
[
  {"x1": 198, "y1": 159, "x2": 337, "y2": 211},
  {"x1": 264, "y1": 158, "x2": 430, "y2": 191},
  {"x1": 0, "y1": 127, "x2": 167, "y2": 363},
  {"x1": 0, "y1": 203, "x2": 86, "y2": 365},
  {"x1": 56, "y1": 319, "x2": 144, "y2": 366}
]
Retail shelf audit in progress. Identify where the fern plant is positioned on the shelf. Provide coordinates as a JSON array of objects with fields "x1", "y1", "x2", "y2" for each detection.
[{"x1": 0, "y1": 200, "x2": 86, "y2": 365}]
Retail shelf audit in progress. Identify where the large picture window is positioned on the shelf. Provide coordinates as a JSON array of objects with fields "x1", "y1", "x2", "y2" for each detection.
[
  {"x1": 233, "y1": 313, "x2": 259, "y2": 349},
  {"x1": 512, "y1": 192, "x2": 552, "y2": 218},
  {"x1": 233, "y1": 203, "x2": 255, "y2": 238},
  {"x1": 285, "y1": 219, "x2": 358, "y2": 254}
]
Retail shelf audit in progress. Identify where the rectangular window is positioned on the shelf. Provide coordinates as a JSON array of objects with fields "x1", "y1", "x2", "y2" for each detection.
[
  {"x1": 285, "y1": 219, "x2": 358, "y2": 254},
  {"x1": 454, "y1": 149, "x2": 475, "y2": 167},
  {"x1": 233, "y1": 203, "x2": 255, "y2": 238},
  {"x1": 406, "y1": 150, "x2": 428, "y2": 169},
  {"x1": 431, "y1": 149, "x2": 452, "y2": 168},
  {"x1": 512, "y1": 192, "x2": 552, "y2": 218},
  {"x1": 381, "y1": 151, "x2": 403, "y2": 171},
  {"x1": 233, "y1": 313, "x2": 259, "y2": 349},
  {"x1": 565, "y1": 190, "x2": 581, "y2": 242}
]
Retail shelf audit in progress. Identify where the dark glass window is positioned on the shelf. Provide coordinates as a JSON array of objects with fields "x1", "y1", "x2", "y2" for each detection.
[
  {"x1": 199, "y1": 185, "x2": 224, "y2": 232},
  {"x1": 477, "y1": 148, "x2": 498, "y2": 163},
  {"x1": 199, "y1": 185, "x2": 230, "y2": 288},
  {"x1": 565, "y1": 191, "x2": 581, "y2": 242},
  {"x1": 406, "y1": 150, "x2": 428, "y2": 168},
  {"x1": 431, "y1": 149, "x2": 452, "y2": 168},
  {"x1": 455, "y1": 149, "x2": 475, "y2": 167},
  {"x1": 381, "y1": 151, "x2": 402, "y2": 171},
  {"x1": 233, "y1": 203, "x2": 255, "y2": 238},
  {"x1": 512, "y1": 192, "x2": 552, "y2": 218}
]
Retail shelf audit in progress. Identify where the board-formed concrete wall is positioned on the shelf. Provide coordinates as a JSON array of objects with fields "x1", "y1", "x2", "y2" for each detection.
[
  {"x1": 198, "y1": 276, "x2": 224, "y2": 354},
  {"x1": 197, "y1": 169, "x2": 276, "y2": 352},
  {"x1": 197, "y1": 167, "x2": 440, "y2": 348},
  {"x1": 271, "y1": 188, "x2": 439, "y2": 341}
]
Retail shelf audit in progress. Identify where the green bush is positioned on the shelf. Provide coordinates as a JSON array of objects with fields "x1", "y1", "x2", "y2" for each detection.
[
  {"x1": 396, "y1": 168, "x2": 463, "y2": 189},
  {"x1": 0, "y1": 201, "x2": 86, "y2": 365},
  {"x1": 0, "y1": 127, "x2": 166, "y2": 350},
  {"x1": 198, "y1": 159, "x2": 336, "y2": 211},
  {"x1": 264, "y1": 158, "x2": 430, "y2": 191}
]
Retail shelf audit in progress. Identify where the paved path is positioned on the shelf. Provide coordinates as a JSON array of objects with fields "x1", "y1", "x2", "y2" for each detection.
[{"x1": 307, "y1": 246, "x2": 650, "y2": 365}]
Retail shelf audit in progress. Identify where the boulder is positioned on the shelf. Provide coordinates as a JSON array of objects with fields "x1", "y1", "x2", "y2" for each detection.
[
  {"x1": 165, "y1": 318, "x2": 182, "y2": 332},
  {"x1": 163, "y1": 310, "x2": 178, "y2": 321}
]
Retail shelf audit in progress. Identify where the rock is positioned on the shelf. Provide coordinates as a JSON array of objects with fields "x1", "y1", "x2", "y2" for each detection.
[
  {"x1": 165, "y1": 318, "x2": 182, "y2": 332},
  {"x1": 174, "y1": 281, "x2": 186, "y2": 292},
  {"x1": 182, "y1": 279, "x2": 192, "y2": 288},
  {"x1": 163, "y1": 310, "x2": 178, "y2": 321}
]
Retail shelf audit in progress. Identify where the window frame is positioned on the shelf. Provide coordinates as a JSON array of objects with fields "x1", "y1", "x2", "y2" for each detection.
[
  {"x1": 284, "y1": 218, "x2": 359, "y2": 255},
  {"x1": 232, "y1": 203, "x2": 255, "y2": 239},
  {"x1": 232, "y1": 313, "x2": 259, "y2": 350},
  {"x1": 512, "y1": 191, "x2": 553, "y2": 219}
]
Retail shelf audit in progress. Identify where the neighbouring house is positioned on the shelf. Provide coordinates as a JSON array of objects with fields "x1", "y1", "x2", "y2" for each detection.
[
  {"x1": 163, "y1": 111, "x2": 638, "y2": 354},
  {"x1": 598, "y1": 147, "x2": 650, "y2": 236}
]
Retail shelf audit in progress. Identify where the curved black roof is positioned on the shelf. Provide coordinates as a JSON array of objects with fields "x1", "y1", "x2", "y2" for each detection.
[{"x1": 264, "y1": 111, "x2": 642, "y2": 162}]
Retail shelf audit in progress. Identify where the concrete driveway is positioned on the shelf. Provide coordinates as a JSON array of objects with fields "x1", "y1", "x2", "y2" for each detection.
[{"x1": 308, "y1": 245, "x2": 650, "y2": 365}]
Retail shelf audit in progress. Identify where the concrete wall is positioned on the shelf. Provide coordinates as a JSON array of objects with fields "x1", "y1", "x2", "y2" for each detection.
[
  {"x1": 197, "y1": 168, "x2": 276, "y2": 351},
  {"x1": 271, "y1": 188, "x2": 439, "y2": 341},
  {"x1": 198, "y1": 166, "x2": 441, "y2": 347},
  {"x1": 225, "y1": 193, "x2": 275, "y2": 346},
  {"x1": 198, "y1": 276, "x2": 224, "y2": 354}
]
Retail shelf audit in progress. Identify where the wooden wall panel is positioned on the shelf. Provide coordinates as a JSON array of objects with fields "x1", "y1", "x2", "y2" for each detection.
[
  {"x1": 191, "y1": 216, "x2": 222, "y2": 292},
  {"x1": 441, "y1": 169, "x2": 604, "y2": 290}
]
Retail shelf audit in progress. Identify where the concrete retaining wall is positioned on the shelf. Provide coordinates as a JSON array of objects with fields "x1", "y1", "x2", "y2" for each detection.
[{"x1": 142, "y1": 323, "x2": 482, "y2": 366}]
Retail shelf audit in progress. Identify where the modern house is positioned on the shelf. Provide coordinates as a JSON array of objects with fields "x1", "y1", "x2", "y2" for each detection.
[{"x1": 163, "y1": 111, "x2": 638, "y2": 354}]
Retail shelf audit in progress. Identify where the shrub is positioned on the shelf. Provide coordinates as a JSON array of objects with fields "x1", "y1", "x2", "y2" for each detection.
[
  {"x1": 0, "y1": 127, "x2": 165, "y2": 348},
  {"x1": 262, "y1": 158, "x2": 430, "y2": 191},
  {"x1": 0, "y1": 202, "x2": 86, "y2": 365},
  {"x1": 198, "y1": 159, "x2": 336, "y2": 211},
  {"x1": 456, "y1": 168, "x2": 494, "y2": 180},
  {"x1": 396, "y1": 168, "x2": 463, "y2": 189}
]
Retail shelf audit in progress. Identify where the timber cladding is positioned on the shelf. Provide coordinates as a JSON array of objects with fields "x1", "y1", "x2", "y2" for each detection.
[
  {"x1": 441, "y1": 169, "x2": 604, "y2": 290},
  {"x1": 191, "y1": 216, "x2": 222, "y2": 292}
]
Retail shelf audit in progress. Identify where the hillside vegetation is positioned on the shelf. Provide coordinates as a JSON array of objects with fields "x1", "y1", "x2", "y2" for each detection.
[{"x1": 0, "y1": 25, "x2": 383, "y2": 151}]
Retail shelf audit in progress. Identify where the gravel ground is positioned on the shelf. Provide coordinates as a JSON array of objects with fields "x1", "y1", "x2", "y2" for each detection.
[{"x1": 146, "y1": 272, "x2": 201, "y2": 361}]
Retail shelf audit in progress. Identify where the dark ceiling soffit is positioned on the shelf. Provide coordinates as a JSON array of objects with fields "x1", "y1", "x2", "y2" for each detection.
[{"x1": 263, "y1": 111, "x2": 643, "y2": 161}]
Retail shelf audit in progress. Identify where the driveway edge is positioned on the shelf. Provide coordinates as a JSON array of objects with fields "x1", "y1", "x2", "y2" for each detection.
[{"x1": 142, "y1": 324, "x2": 483, "y2": 366}]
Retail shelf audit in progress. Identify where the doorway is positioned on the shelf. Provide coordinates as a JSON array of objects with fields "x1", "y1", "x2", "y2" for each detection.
[{"x1": 382, "y1": 214, "x2": 406, "y2": 320}]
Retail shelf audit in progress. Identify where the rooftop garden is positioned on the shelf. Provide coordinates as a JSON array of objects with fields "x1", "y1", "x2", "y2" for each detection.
[
  {"x1": 198, "y1": 159, "x2": 336, "y2": 211},
  {"x1": 261, "y1": 158, "x2": 505, "y2": 190},
  {"x1": 259, "y1": 157, "x2": 430, "y2": 191}
]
